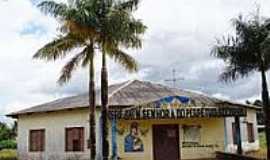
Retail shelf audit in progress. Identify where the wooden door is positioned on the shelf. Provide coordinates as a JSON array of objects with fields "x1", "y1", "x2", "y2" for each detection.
[{"x1": 153, "y1": 125, "x2": 180, "y2": 160}]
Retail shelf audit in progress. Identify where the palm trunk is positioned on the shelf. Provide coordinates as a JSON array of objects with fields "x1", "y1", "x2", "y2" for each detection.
[
  {"x1": 89, "y1": 50, "x2": 96, "y2": 160},
  {"x1": 101, "y1": 52, "x2": 109, "y2": 160},
  {"x1": 261, "y1": 69, "x2": 270, "y2": 160}
]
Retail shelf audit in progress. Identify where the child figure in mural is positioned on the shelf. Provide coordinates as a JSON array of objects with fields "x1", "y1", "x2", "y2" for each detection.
[{"x1": 124, "y1": 122, "x2": 144, "y2": 152}]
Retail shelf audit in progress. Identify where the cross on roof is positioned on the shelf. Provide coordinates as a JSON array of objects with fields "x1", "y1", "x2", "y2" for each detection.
[{"x1": 164, "y1": 69, "x2": 184, "y2": 88}]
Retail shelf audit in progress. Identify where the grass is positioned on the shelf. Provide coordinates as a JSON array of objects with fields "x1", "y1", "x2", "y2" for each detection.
[{"x1": 0, "y1": 149, "x2": 17, "y2": 160}]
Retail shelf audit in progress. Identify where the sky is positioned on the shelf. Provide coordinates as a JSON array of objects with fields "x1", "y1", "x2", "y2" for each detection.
[{"x1": 1, "y1": 0, "x2": 270, "y2": 122}]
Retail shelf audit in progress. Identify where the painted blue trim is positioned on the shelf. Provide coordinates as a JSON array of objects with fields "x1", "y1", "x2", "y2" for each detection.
[
  {"x1": 155, "y1": 96, "x2": 190, "y2": 108},
  {"x1": 111, "y1": 118, "x2": 118, "y2": 159}
]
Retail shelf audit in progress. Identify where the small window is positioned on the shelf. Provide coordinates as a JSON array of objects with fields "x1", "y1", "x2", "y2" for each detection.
[
  {"x1": 182, "y1": 125, "x2": 201, "y2": 146},
  {"x1": 232, "y1": 123, "x2": 237, "y2": 145},
  {"x1": 65, "y1": 127, "x2": 84, "y2": 152},
  {"x1": 29, "y1": 129, "x2": 45, "y2": 152},
  {"x1": 247, "y1": 123, "x2": 255, "y2": 143}
]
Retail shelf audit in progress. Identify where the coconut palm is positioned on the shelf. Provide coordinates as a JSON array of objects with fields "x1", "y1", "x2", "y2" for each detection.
[
  {"x1": 34, "y1": 32, "x2": 98, "y2": 159},
  {"x1": 94, "y1": 1, "x2": 146, "y2": 159},
  {"x1": 211, "y1": 12, "x2": 270, "y2": 159},
  {"x1": 34, "y1": 0, "x2": 146, "y2": 159}
]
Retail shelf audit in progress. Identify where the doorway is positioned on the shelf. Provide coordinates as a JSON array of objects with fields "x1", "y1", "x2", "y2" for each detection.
[{"x1": 153, "y1": 124, "x2": 180, "y2": 160}]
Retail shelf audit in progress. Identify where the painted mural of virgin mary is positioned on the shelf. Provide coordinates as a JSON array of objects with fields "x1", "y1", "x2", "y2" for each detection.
[{"x1": 124, "y1": 122, "x2": 144, "y2": 152}]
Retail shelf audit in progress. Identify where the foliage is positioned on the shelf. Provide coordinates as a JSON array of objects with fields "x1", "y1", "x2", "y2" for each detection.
[
  {"x1": 246, "y1": 99, "x2": 263, "y2": 106},
  {"x1": 0, "y1": 149, "x2": 17, "y2": 160},
  {"x1": 212, "y1": 11, "x2": 270, "y2": 81},
  {"x1": 34, "y1": 0, "x2": 147, "y2": 84},
  {"x1": 0, "y1": 122, "x2": 16, "y2": 142},
  {"x1": 0, "y1": 123, "x2": 12, "y2": 141},
  {"x1": 0, "y1": 140, "x2": 17, "y2": 150},
  {"x1": 0, "y1": 122, "x2": 17, "y2": 150},
  {"x1": 260, "y1": 132, "x2": 267, "y2": 149},
  {"x1": 211, "y1": 12, "x2": 270, "y2": 82}
]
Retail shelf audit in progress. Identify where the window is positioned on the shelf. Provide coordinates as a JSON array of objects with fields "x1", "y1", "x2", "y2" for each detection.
[
  {"x1": 182, "y1": 125, "x2": 201, "y2": 146},
  {"x1": 247, "y1": 123, "x2": 255, "y2": 143},
  {"x1": 232, "y1": 123, "x2": 237, "y2": 145},
  {"x1": 29, "y1": 129, "x2": 45, "y2": 152},
  {"x1": 65, "y1": 127, "x2": 84, "y2": 152}
]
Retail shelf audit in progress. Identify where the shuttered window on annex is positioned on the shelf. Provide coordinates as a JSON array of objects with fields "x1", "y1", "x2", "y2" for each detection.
[
  {"x1": 247, "y1": 123, "x2": 255, "y2": 143},
  {"x1": 65, "y1": 127, "x2": 84, "y2": 152},
  {"x1": 29, "y1": 129, "x2": 45, "y2": 152}
]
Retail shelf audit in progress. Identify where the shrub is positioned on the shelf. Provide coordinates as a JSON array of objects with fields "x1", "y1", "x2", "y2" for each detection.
[{"x1": 0, "y1": 140, "x2": 17, "y2": 150}]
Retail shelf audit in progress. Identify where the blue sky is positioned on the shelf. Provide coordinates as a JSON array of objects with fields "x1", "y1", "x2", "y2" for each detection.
[{"x1": 1, "y1": 0, "x2": 270, "y2": 122}]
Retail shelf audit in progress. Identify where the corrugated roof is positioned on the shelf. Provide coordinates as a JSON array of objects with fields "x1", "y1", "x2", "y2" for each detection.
[{"x1": 7, "y1": 80, "x2": 259, "y2": 117}]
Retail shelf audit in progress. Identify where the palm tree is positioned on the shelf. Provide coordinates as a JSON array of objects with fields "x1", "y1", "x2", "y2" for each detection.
[
  {"x1": 94, "y1": 1, "x2": 146, "y2": 159},
  {"x1": 34, "y1": 32, "x2": 98, "y2": 159},
  {"x1": 211, "y1": 12, "x2": 270, "y2": 159},
  {"x1": 34, "y1": 0, "x2": 146, "y2": 159},
  {"x1": 57, "y1": 1, "x2": 146, "y2": 159}
]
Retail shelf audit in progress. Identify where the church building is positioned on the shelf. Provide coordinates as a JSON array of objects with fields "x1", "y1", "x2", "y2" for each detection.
[{"x1": 8, "y1": 80, "x2": 260, "y2": 160}]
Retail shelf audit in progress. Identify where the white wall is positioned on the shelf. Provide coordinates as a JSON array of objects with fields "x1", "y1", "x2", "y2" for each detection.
[
  {"x1": 224, "y1": 108, "x2": 259, "y2": 153},
  {"x1": 17, "y1": 108, "x2": 101, "y2": 160}
]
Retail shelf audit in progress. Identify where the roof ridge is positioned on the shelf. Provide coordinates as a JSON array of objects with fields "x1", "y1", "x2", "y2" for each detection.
[{"x1": 108, "y1": 80, "x2": 137, "y2": 98}]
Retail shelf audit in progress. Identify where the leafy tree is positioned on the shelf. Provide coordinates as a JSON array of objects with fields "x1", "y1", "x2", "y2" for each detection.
[
  {"x1": 0, "y1": 122, "x2": 17, "y2": 150},
  {"x1": 35, "y1": 0, "x2": 146, "y2": 159},
  {"x1": 0, "y1": 122, "x2": 12, "y2": 141},
  {"x1": 211, "y1": 11, "x2": 270, "y2": 158}
]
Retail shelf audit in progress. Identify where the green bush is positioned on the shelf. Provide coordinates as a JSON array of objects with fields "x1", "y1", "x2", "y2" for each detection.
[
  {"x1": 259, "y1": 132, "x2": 267, "y2": 149},
  {"x1": 0, "y1": 140, "x2": 17, "y2": 150},
  {"x1": 0, "y1": 149, "x2": 17, "y2": 160}
]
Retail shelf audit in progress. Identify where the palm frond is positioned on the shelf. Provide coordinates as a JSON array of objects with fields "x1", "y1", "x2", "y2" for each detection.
[
  {"x1": 219, "y1": 65, "x2": 238, "y2": 82},
  {"x1": 33, "y1": 34, "x2": 84, "y2": 61},
  {"x1": 38, "y1": 1, "x2": 68, "y2": 18},
  {"x1": 211, "y1": 36, "x2": 236, "y2": 60},
  {"x1": 82, "y1": 44, "x2": 95, "y2": 67},
  {"x1": 58, "y1": 47, "x2": 88, "y2": 85},
  {"x1": 107, "y1": 48, "x2": 138, "y2": 73},
  {"x1": 231, "y1": 15, "x2": 253, "y2": 42},
  {"x1": 219, "y1": 64, "x2": 254, "y2": 82},
  {"x1": 115, "y1": 0, "x2": 140, "y2": 11},
  {"x1": 103, "y1": 9, "x2": 146, "y2": 49}
]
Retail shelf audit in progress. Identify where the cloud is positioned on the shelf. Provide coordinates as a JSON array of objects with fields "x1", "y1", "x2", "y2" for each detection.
[
  {"x1": 212, "y1": 93, "x2": 231, "y2": 101},
  {"x1": 0, "y1": 0, "x2": 60, "y2": 116},
  {"x1": 1, "y1": 0, "x2": 270, "y2": 122}
]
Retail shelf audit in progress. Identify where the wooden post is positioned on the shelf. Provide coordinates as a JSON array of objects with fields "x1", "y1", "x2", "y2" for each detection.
[{"x1": 235, "y1": 116, "x2": 243, "y2": 155}]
